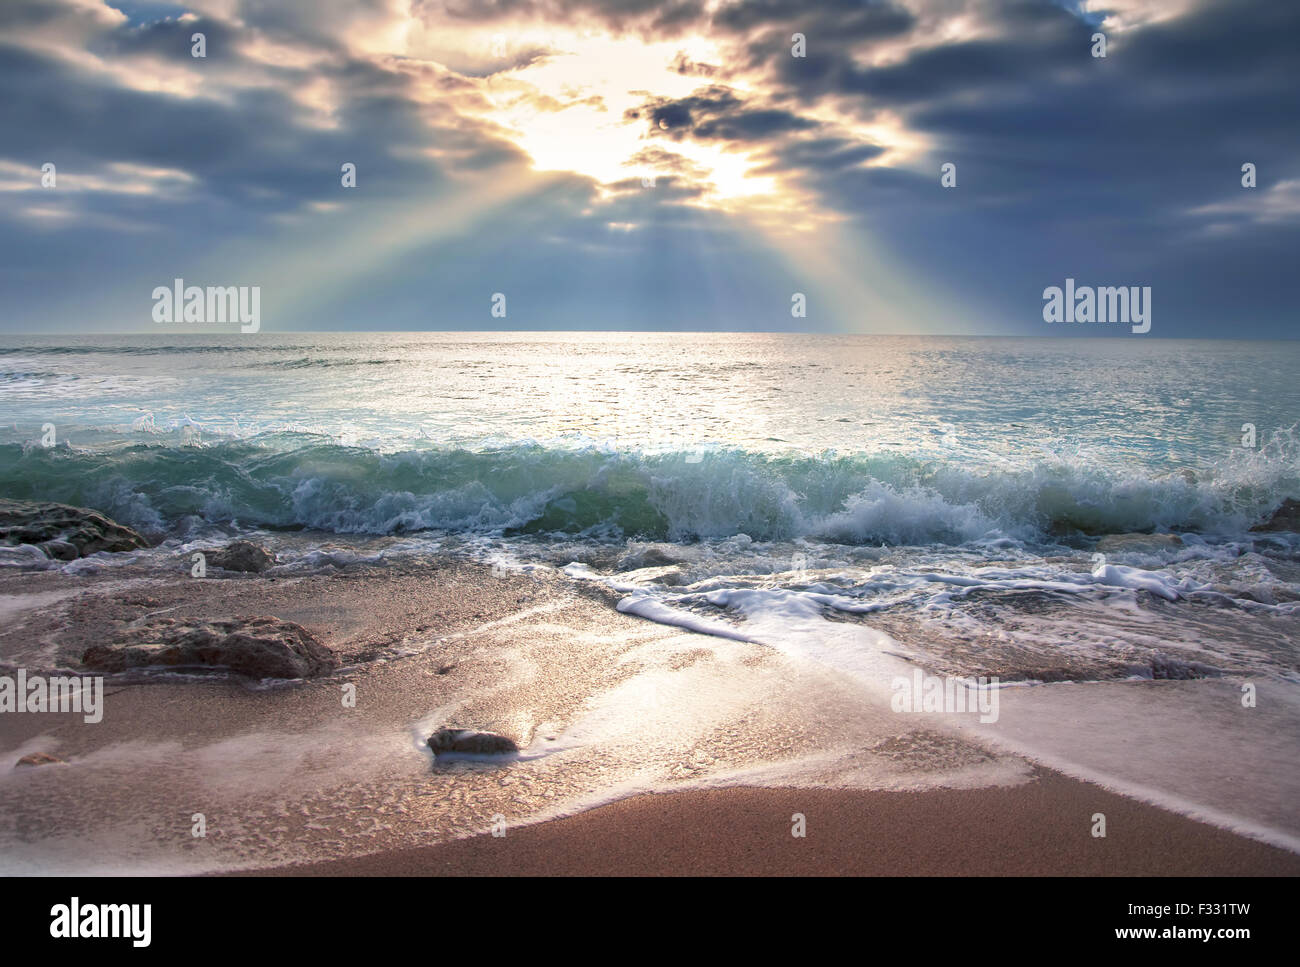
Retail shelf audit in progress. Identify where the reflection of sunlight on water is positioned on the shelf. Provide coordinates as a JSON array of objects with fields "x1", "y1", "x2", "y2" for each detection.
[{"x1": 4, "y1": 335, "x2": 1300, "y2": 481}]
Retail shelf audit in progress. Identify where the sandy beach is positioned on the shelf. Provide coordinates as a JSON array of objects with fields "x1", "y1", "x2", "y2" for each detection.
[
  {"x1": 250, "y1": 773, "x2": 1300, "y2": 877},
  {"x1": 4, "y1": 540, "x2": 1298, "y2": 877}
]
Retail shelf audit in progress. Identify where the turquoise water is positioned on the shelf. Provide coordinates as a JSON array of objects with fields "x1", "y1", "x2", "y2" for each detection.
[
  {"x1": 1, "y1": 333, "x2": 1297, "y2": 542},
  {"x1": 4, "y1": 331, "x2": 1300, "y2": 684},
  {"x1": 5, "y1": 332, "x2": 1299, "y2": 863}
]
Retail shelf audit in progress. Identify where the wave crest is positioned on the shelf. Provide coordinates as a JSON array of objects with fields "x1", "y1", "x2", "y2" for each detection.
[{"x1": 0, "y1": 430, "x2": 1296, "y2": 544}]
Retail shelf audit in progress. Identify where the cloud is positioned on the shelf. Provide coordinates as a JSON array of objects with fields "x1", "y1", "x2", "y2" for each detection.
[
  {"x1": 0, "y1": 0, "x2": 1296, "y2": 335},
  {"x1": 627, "y1": 87, "x2": 818, "y2": 142}
]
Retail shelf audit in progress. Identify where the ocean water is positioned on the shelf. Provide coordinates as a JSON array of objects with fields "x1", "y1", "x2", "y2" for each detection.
[
  {"x1": 2, "y1": 332, "x2": 1297, "y2": 536},
  {"x1": 2, "y1": 332, "x2": 1299, "y2": 685},
  {"x1": 3, "y1": 332, "x2": 1300, "y2": 857}
]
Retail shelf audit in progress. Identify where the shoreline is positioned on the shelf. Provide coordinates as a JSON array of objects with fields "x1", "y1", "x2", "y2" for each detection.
[
  {"x1": 244, "y1": 770, "x2": 1300, "y2": 876},
  {"x1": 3, "y1": 542, "x2": 1299, "y2": 876}
]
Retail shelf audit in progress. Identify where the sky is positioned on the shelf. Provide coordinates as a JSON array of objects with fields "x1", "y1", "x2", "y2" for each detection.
[{"x1": 0, "y1": 0, "x2": 1297, "y2": 336}]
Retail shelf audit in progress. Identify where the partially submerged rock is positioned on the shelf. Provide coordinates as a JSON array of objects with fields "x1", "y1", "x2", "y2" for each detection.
[
  {"x1": 0, "y1": 499, "x2": 148, "y2": 559},
  {"x1": 1251, "y1": 498, "x2": 1300, "y2": 533},
  {"x1": 0, "y1": 544, "x2": 55, "y2": 568},
  {"x1": 83, "y1": 615, "x2": 337, "y2": 679},
  {"x1": 41, "y1": 539, "x2": 80, "y2": 562},
  {"x1": 16, "y1": 752, "x2": 66, "y2": 768},
  {"x1": 1096, "y1": 533, "x2": 1184, "y2": 554},
  {"x1": 207, "y1": 540, "x2": 276, "y2": 573},
  {"x1": 428, "y1": 728, "x2": 519, "y2": 757},
  {"x1": 617, "y1": 546, "x2": 678, "y2": 570}
]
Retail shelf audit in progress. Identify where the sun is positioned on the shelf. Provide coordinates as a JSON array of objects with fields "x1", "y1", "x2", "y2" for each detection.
[{"x1": 458, "y1": 28, "x2": 782, "y2": 205}]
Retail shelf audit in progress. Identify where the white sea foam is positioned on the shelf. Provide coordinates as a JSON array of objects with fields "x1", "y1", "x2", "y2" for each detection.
[
  {"x1": 3, "y1": 334, "x2": 1298, "y2": 865},
  {"x1": 559, "y1": 551, "x2": 1300, "y2": 851}
]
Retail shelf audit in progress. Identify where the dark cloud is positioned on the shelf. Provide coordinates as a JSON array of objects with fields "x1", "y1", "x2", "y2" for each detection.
[
  {"x1": 713, "y1": 0, "x2": 913, "y2": 37},
  {"x1": 652, "y1": 0, "x2": 1300, "y2": 334},
  {"x1": 626, "y1": 86, "x2": 816, "y2": 142},
  {"x1": 90, "y1": 15, "x2": 243, "y2": 62},
  {"x1": 755, "y1": 136, "x2": 884, "y2": 174},
  {"x1": 0, "y1": 24, "x2": 523, "y2": 212},
  {"x1": 1, "y1": 0, "x2": 1297, "y2": 335},
  {"x1": 427, "y1": 0, "x2": 706, "y2": 36},
  {"x1": 668, "y1": 51, "x2": 718, "y2": 77}
]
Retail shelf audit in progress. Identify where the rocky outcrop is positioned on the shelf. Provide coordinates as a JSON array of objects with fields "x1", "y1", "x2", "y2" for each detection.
[
  {"x1": 206, "y1": 540, "x2": 276, "y2": 573},
  {"x1": 1095, "y1": 533, "x2": 1184, "y2": 554},
  {"x1": 428, "y1": 728, "x2": 519, "y2": 756},
  {"x1": 1251, "y1": 498, "x2": 1300, "y2": 533},
  {"x1": 0, "y1": 499, "x2": 148, "y2": 559},
  {"x1": 83, "y1": 616, "x2": 337, "y2": 680}
]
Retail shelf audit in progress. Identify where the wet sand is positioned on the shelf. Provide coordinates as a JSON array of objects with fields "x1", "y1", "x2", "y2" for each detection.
[
  {"x1": 3, "y1": 546, "x2": 1298, "y2": 876},
  {"x1": 251, "y1": 771, "x2": 1300, "y2": 876}
]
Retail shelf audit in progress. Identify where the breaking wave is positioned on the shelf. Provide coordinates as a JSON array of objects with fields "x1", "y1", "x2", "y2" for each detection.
[{"x1": 1, "y1": 429, "x2": 1296, "y2": 544}]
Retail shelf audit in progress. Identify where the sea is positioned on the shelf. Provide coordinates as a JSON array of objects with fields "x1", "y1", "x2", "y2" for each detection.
[{"x1": 2, "y1": 332, "x2": 1299, "y2": 855}]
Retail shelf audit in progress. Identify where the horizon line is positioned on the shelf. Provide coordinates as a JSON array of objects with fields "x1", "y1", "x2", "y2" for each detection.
[{"x1": 3, "y1": 330, "x2": 1298, "y2": 341}]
